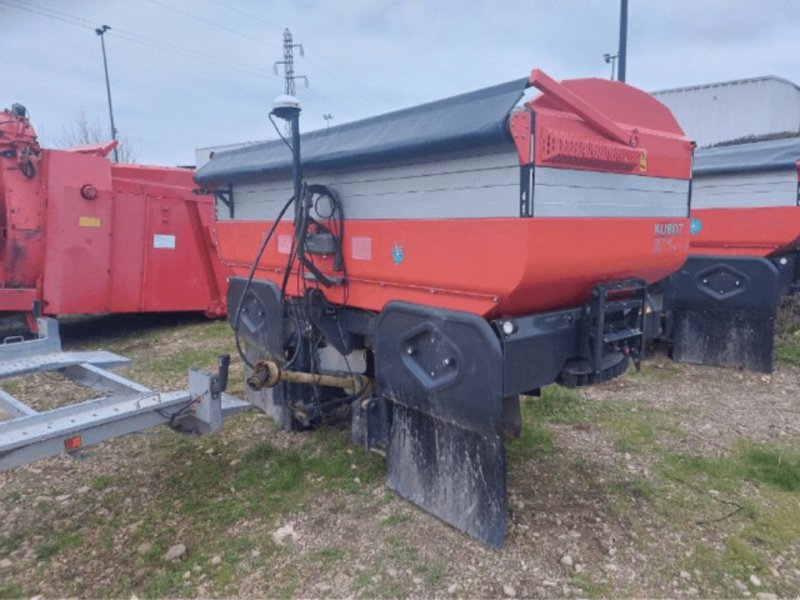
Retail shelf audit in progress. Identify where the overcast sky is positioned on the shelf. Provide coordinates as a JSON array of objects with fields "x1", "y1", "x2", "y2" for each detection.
[{"x1": 2, "y1": 0, "x2": 799, "y2": 165}]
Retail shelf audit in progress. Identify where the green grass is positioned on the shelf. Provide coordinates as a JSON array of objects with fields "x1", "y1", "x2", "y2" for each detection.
[
  {"x1": 571, "y1": 572, "x2": 616, "y2": 598},
  {"x1": 627, "y1": 441, "x2": 800, "y2": 596},
  {"x1": 609, "y1": 414, "x2": 658, "y2": 453},
  {"x1": 0, "y1": 583, "x2": 26, "y2": 599},
  {"x1": 303, "y1": 546, "x2": 344, "y2": 570},
  {"x1": 35, "y1": 530, "x2": 82, "y2": 560},
  {"x1": 507, "y1": 420, "x2": 554, "y2": 461},
  {"x1": 507, "y1": 386, "x2": 587, "y2": 462},
  {"x1": 425, "y1": 559, "x2": 447, "y2": 587},
  {"x1": 7, "y1": 416, "x2": 367, "y2": 600},
  {"x1": 0, "y1": 379, "x2": 21, "y2": 395},
  {"x1": 600, "y1": 401, "x2": 685, "y2": 455},
  {"x1": 775, "y1": 295, "x2": 800, "y2": 366},
  {"x1": 0, "y1": 531, "x2": 26, "y2": 556},
  {"x1": 525, "y1": 385, "x2": 589, "y2": 424},
  {"x1": 664, "y1": 442, "x2": 800, "y2": 493},
  {"x1": 610, "y1": 474, "x2": 658, "y2": 500},
  {"x1": 350, "y1": 532, "x2": 442, "y2": 598},
  {"x1": 380, "y1": 514, "x2": 410, "y2": 527},
  {"x1": 92, "y1": 474, "x2": 122, "y2": 491},
  {"x1": 124, "y1": 420, "x2": 383, "y2": 596},
  {"x1": 775, "y1": 336, "x2": 800, "y2": 366}
]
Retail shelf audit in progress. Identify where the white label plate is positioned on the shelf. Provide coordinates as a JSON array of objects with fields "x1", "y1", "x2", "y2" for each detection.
[{"x1": 153, "y1": 234, "x2": 176, "y2": 249}]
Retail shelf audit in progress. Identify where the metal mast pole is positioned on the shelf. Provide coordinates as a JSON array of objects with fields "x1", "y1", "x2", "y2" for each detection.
[
  {"x1": 95, "y1": 25, "x2": 119, "y2": 163},
  {"x1": 283, "y1": 28, "x2": 295, "y2": 96},
  {"x1": 617, "y1": 0, "x2": 628, "y2": 82}
]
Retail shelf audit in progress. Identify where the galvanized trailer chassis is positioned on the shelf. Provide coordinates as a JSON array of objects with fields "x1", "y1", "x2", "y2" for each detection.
[{"x1": 0, "y1": 319, "x2": 248, "y2": 471}]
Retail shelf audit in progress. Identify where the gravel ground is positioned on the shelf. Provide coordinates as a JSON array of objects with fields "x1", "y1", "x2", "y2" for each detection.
[{"x1": 1, "y1": 315, "x2": 799, "y2": 599}]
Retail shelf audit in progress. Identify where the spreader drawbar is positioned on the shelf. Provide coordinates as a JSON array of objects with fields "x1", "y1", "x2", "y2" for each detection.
[
  {"x1": 197, "y1": 68, "x2": 694, "y2": 547},
  {"x1": 0, "y1": 319, "x2": 249, "y2": 470}
]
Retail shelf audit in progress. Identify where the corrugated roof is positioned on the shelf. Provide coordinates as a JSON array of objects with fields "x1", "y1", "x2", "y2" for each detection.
[
  {"x1": 195, "y1": 78, "x2": 528, "y2": 185},
  {"x1": 653, "y1": 75, "x2": 800, "y2": 96}
]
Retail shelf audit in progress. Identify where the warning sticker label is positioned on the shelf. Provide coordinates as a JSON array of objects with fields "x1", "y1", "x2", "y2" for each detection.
[
  {"x1": 351, "y1": 236, "x2": 372, "y2": 260},
  {"x1": 153, "y1": 234, "x2": 176, "y2": 249},
  {"x1": 78, "y1": 216, "x2": 101, "y2": 228},
  {"x1": 277, "y1": 234, "x2": 293, "y2": 255}
]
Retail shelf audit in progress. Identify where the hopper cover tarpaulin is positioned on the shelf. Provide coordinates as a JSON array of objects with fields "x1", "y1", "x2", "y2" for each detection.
[
  {"x1": 695, "y1": 136, "x2": 800, "y2": 175},
  {"x1": 195, "y1": 78, "x2": 528, "y2": 184}
]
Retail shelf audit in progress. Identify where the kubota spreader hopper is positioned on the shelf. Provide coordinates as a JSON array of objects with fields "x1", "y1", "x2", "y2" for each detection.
[
  {"x1": 660, "y1": 136, "x2": 800, "y2": 372},
  {"x1": 195, "y1": 69, "x2": 694, "y2": 547},
  {"x1": 0, "y1": 104, "x2": 228, "y2": 334}
]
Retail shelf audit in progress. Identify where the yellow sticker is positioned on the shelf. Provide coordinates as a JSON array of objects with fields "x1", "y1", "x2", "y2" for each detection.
[
  {"x1": 78, "y1": 216, "x2": 101, "y2": 228},
  {"x1": 639, "y1": 152, "x2": 648, "y2": 172}
]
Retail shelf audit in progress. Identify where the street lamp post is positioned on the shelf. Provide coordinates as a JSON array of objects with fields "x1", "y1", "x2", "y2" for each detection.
[
  {"x1": 618, "y1": 0, "x2": 628, "y2": 82},
  {"x1": 95, "y1": 24, "x2": 119, "y2": 163},
  {"x1": 603, "y1": 53, "x2": 618, "y2": 80}
]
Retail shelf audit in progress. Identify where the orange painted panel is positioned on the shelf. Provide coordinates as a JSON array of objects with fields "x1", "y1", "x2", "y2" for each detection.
[
  {"x1": 690, "y1": 207, "x2": 800, "y2": 257},
  {"x1": 216, "y1": 216, "x2": 690, "y2": 318}
]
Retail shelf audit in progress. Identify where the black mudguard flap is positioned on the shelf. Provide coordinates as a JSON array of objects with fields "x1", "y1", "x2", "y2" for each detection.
[
  {"x1": 666, "y1": 256, "x2": 780, "y2": 373},
  {"x1": 387, "y1": 404, "x2": 506, "y2": 548},
  {"x1": 375, "y1": 302, "x2": 508, "y2": 547}
]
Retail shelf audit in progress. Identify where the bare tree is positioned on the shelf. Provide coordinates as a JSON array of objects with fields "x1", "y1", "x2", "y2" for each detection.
[{"x1": 55, "y1": 108, "x2": 137, "y2": 163}]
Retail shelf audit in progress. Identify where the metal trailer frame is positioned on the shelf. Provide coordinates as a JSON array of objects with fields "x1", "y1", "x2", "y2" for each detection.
[{"x1": 0, "y1": 318, "x2": 249, "y2": 471}]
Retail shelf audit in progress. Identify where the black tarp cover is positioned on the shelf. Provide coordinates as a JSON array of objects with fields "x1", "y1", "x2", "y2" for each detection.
[
  {"x1": 195, "y1": 78, "x2": 529, "y2": 185},
  {"x1": 694, "y1": 136, "x2": 800, "y2": 175}
]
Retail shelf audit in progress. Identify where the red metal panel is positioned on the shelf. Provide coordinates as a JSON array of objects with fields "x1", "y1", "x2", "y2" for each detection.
[
  {"x1": 0, "y1": 143, "x2": 47, "y2": 291},
  {"x1": 139, "y1": 193, "x2": 217, "y2": 313},
  {"x1": 690, "y1": 206, "x2": 800, "y2": 257},
  {"x1": 0, "y1": 288, "x2": 38, "y2": 311},
  {"x1": 215, "y1": 217, "x2": 690, "y2": 318},
  {"x1": 42, "y1": 151, "x2": 114, "y2": 314},
  {"x1": 527, "y1": 77, "x2": 692, "y2": 180},
  {"x1": 108, "y1": 185, "x2": 148, "y2": 312}
]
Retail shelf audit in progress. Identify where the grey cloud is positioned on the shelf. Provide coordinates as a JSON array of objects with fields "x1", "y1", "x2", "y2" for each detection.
[{"x1": 2, "y1": 0, "x2": 798, "y2": 165}]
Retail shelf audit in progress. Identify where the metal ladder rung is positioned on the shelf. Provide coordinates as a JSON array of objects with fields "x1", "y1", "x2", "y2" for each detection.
[{"x1": 602, "y1": 328, "x2": 643, "y2": 344}]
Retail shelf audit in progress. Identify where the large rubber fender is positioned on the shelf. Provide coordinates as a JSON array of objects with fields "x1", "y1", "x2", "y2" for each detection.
[
  {"x1": 374, "y1": 301, "x2": 509, "y2": 548},
  {"x1": 227, "y1": 277, "x2": 285, "y2": 360},
  {"x1": 666, "y1": 256, "x2": 780, "y2": 373}
]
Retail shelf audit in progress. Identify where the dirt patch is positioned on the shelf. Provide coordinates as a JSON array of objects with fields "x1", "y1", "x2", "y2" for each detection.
[{"x1": 584, "y1": 351, "x2": 800, "y2": 455}]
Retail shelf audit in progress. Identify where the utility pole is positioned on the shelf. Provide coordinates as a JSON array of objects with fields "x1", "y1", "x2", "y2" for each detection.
[
  {"x1": 273, "y1": 28, "x2": 308, "y2": 133},
  {"x1": 95, "y1": 25, "x2": 119, "y2": 163},
  {"x1": 617, "y1": 0, "x2": 628, "y2": 82}
]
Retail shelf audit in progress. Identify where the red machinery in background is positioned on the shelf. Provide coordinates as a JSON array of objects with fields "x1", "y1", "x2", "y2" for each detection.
[
  {"x1": 0, "y1": 103, "x2": 229, "y2": 333},
  {"x1": 655, "y1": 136, "x2": 800, "y2": 372}
]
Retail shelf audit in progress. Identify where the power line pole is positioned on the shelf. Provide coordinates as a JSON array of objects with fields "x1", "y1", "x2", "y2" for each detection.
[
  {"x1": 95, "y1": 25, "x2": 119, "y2": 163},
  {"x1": 617, "y1": 0, "x2": 628, "y2": 82},
  {"x1": 273, "y1": 28, "x2": 308, "y2": 133}
]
